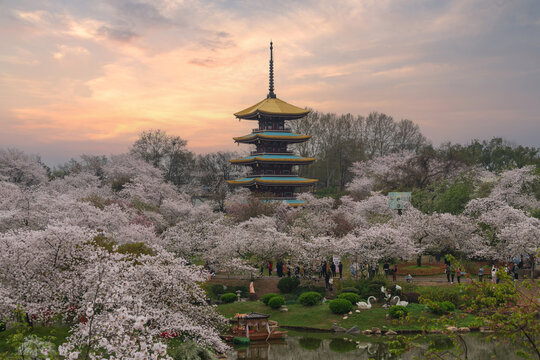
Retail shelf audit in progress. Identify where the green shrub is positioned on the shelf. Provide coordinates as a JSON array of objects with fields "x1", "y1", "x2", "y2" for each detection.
[
  {"x1": 337, "y1": 292, "x2": 360, "y2": 304},
  {"x1": 328, "y1": 299, "x2": 353, "y2": 314},
  {"x1": 389, "y1": 305, "x2": 409, "y2": 319},
  {"x1": 440, "y1": 301, "x2": 456, "y2": 312},
  {"x1": 291, "y1": 285, "x2": 326, "y2": 298},
  {"x1": 268, "y1": 296, "x2": 285, "y2": 309},
  {"x1": 426, "y1": 300, "x2": 455, "y2": 315},
  {"x1": 261, "y1": 293, "x2": 279, "y2": 305},
  {"x1": 298, "y1": 292, "x2": 323, "y2": 306},
  {"x1": 418, "y1": 287, "x2": 461, "y2": 306},
  {"x1": 220, "y1": 293, "x2": 237, "y2": 304},
  {"x1": 340, "y1": 287, "x2": 360, "y2": 294},
  {"x1": 277, "y1": 277, "x2": 300, "y2": 293},
  {"x1": 360, "y1": 283, "x2": 382, "y2": 300}
]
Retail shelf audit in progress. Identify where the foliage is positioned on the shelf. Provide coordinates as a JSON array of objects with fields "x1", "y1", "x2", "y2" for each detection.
[
  {"x1": 205, "y1": 285, "x2": 248, "y2": 300},
  {"x1": 388, "y1": 305, "x2": 409, "y2": 319},
  {"x1": 267, "y1": 296, "x2": 285, "y2": 309},
  {"x1": 169, "y1": 341, "x2": 217, "y2": 360},
  {"x1": 297, "y1": 292, "x2": 323, "y2": 306},
  {"x1": 328, "y1": 299, "x2": 353, "y2": 314},
  {"x1": 277, "y1": 277, "x2": 300, "y2": 294},
  {"x1": 291, "y1": 286, "x2": 326, "y2": 298},
  {"x1": 337, "y1": 292, "x2": 361, "y2": 304},
  {"x1": 261, "y1": 293, "x2": 279, "y2": 305},
  {"x1": 340, "y1": 287, "x2": 360, "y2": 295},
  {"x1": 411, "y1": 177, "x2": 474, "y2": 215},
  {"x1": 219, "y1": 293, "x2": 237, "y2": 304},
  {"x1": 418, "y1": 286, "x2": 462, "y2": 306},
  {"x1": 117, "y1": 242, "x2": 154, "y2": 257},
  {"x1": 425, "y1": 300, "x2": 456, "y2": 315}
]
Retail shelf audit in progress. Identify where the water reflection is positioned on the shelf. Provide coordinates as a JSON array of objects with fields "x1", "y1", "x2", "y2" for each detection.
[{"x1": 228, "y1": 331, "x2": 517, "y2": 360}]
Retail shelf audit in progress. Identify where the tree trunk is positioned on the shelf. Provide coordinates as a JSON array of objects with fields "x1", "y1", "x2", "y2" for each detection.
[{"x1": 417, "y1": 255, "x2": 422, "y2": 267}]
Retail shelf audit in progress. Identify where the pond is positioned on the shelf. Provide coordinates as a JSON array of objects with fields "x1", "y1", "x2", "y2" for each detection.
[{"x1": 227, "y1": 330, "x2": 518, "y2": 360}]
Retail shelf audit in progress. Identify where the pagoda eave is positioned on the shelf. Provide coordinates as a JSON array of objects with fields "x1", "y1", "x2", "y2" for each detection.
[
  {"x1": 227, "y1": 177, "x2": 318, "y2": 187},
  {"x1": 230, "y1": 156, "x2": 316, "y2": 165},
  {"x1": 233, "y1": 133, "x2": 311, "y2": 143},
  {"x1": 235, "y1": 110, "x2": 309, "y2": 121}
]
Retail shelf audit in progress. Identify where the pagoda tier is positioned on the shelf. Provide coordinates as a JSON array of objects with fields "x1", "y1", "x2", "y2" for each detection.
[
  {"x1": 227, "y1": 42, "x2": 317, "y2": 202},
  {"x1": 233, "y1": 131, "x2": 311, "y2": 144}
]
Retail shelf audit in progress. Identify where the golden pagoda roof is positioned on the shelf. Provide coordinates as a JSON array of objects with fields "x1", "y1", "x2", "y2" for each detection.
[{"x1": 234, "y1": 97, "x2": 310, "y2": 120}]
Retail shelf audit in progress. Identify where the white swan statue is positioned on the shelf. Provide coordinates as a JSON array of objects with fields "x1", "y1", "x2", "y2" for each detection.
[
  {"x1": 392, "y1": 296, "x2": 408, "y2": 307},
  {"x1": 356, "y1": 296, "x2": 376, "y2": 309}
]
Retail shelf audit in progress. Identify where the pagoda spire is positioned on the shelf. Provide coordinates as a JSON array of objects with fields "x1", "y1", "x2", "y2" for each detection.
[{"x1": 267, "y1": 41, "x2": 276, "y2": 99}]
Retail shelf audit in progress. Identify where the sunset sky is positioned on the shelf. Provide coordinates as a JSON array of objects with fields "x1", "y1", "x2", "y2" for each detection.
[{"x1": 1, "y1": 0, "x2": 539, "y2": 165}]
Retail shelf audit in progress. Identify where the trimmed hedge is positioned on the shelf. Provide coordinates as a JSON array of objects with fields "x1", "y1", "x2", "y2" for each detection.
[
  {"x1": 329, "y1": 299, "x2": 353, "y2": 314},
  {"x1": 340, "y1": 287, "x2": 360, "y2": 295},
  {"x1": 261, "y1": 293, "x2": 279, "y2": 305},
  {"x1": 389, "y1": 305, "x2": 409, "y2": 319},
  {"x1": 337, "y1": 292, "x2": 360, "y2": 304},
  {"x1": 277, "y1": 277, "x2": 300, "y2": 293},
  {"x1": 220, "y1": 293, "x2": 237, "y2": 304},
  {"x1": 298, "y1": 292, "x2": 323, "y2": 306},
  {"x1": 268, "y1": 296, "x2": 285, "y2": 309}
]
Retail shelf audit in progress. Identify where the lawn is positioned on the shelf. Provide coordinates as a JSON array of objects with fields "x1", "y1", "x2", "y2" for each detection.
[{"x1": 217, "y1": 301, "x2": 475, "y2": 332}]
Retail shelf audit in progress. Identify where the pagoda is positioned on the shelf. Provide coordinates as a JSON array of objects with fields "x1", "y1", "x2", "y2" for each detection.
[{"x1": 227, "y1": 42, "x2": 317, "y2": 206}]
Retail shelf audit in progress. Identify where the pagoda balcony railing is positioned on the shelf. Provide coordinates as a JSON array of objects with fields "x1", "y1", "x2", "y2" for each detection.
[
  {"x1": 251, "y1": 127, "x2": 292, "y2": 133},
  {"x1": 250, "y1": 150, "x2": 294, "y2": 155},
  {"x1": 248, "y1": 172, "x2": 297, "y2": 177}
]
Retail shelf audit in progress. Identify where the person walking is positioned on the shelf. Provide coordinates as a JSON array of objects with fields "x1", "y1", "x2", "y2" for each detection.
[
  {"x1": 450, "y1": 266, "x2": 455, "y2": 284},
  {"x1": 445, "y1": 264, "x2": 451, "y2": 283},
  {"x1": 456, "y1": 268, "x2": 461, "y2": 284},
  {"x1": 324, "y1": 271, "x2": 330, "y2": 290},
  {"x1": 491, "y1": 265, "x2": 497, "y2": 283},
  {"x1": 392, "y1": 265, "x2": 397, "y2": 282},
  {"x1": 330, "y1": 262, "x2": 336, "y2": 277},
  {"x1": 260, "y1": 263, "x2": 264, "y2": 277},
  {"x1": 513, "y1": 264, "x2": 519, "y2": 281},
  {"x1": 383, "y1": 262, "x2": 390, "y2": 277},
  {"x1": 268, "y1": 261, "x2": 273, "y2": 276},
  {"x1": 478, "y1": 266, "x2": 484, "y2": 282},
  {"x1": 338, "y1": 262, "x2": 343, "y2": 279},
  {"x1": 276, "y1": 260, "x2": 283, "y2": 277}
]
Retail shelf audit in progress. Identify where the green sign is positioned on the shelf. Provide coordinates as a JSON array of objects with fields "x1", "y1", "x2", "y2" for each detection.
[{"x1": 388, "y1": 192, "x2": 411, "y2": 210}]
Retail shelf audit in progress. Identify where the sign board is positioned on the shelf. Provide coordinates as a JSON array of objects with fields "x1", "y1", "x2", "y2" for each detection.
[{"x1": 388, "y1": 192, "x2": 411, "y2": 210}]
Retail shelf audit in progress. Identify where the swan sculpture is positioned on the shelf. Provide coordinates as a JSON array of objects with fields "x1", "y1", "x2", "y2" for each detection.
[
  {"x1": 391, "y1": 296, "x2": 408, "y2": 307},
  {"x1": 356, "y1": 296, "x2": 376, "y2": 309}
]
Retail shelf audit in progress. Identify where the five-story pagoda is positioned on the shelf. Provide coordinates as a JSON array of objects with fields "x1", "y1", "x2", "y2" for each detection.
[{"x1": 227, "y1": 42, "x2": 317, "y2": 206}]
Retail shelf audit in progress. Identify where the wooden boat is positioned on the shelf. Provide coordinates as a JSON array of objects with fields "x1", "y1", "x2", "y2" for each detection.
[{"x1": 222, "y1": 312, "x2": 287, "y2": 342}]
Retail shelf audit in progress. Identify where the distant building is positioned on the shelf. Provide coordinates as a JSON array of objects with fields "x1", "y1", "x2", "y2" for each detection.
[{"x1": 227, "y1": 42, "x2": 317, "y2": 206}]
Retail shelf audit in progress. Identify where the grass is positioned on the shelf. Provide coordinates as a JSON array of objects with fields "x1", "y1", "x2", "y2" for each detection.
[{"x1": 217, "y1": 301, "x2": 476, "y2": 332}]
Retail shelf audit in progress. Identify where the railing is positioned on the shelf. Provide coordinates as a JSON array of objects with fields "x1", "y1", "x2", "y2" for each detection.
[
  {"x1": 250, "y1": 150, "x2": 294, "y2": 155},
  {"x1": 251, "y1": 127, "x2": 292, "y2": 133}
]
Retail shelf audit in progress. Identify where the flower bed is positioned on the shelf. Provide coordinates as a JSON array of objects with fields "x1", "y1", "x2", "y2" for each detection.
[{"x1": 396, "y1": 263, "x2": 445, "y2": 276}]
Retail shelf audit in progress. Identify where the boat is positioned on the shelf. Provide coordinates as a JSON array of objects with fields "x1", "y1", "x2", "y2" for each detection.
[{"x1": 221, "y1": 312, "x2": 287, "y2": 342}]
